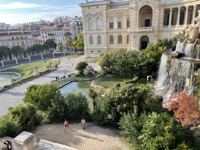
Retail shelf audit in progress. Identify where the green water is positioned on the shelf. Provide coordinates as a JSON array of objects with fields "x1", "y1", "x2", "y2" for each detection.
[
  {"x1": 59, "y1": 81, "x2": 90, "y2": 97},
  {"x1": 0, "y1": 73, "x2": 19, "y2": 87}
]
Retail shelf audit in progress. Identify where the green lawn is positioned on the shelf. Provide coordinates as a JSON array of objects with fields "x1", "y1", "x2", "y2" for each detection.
[{"x1": 1, "y1": 60, "x2": 60, "y2": 78}]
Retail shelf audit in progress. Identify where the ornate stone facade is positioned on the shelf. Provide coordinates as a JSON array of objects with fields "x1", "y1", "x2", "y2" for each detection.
[{"x1": 80, "y1": 0, "x2": 200, "y2": 56}]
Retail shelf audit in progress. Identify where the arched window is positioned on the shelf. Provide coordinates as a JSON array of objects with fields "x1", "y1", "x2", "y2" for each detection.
[
  {"x1": 110, "y1": 36, "x2": 114, "y2": 44},
  {"x1": 127, "y1": 17, "x2": 130, "y2": 28},
  {"x1": 109, "y1": 18, "x2": 114, "y2": 29},
  {"x1": 118, "y1": 18, "x2": 122, "y2": 28},
  {"x1": 118, "y1": 35, "x2": 122, "y2": 44},
  {"x1": 88, "y1": 18, "x2": 93, "y2": 29},
  {"x1": 89, "y1": 36, "x2": 93, "y2": 44},
  {"x1": 96, "y1": 17, "x2": 102, "y2": 30},
  {"x1": 127, "y1": 35, "x2": 129, "y2": 44},
  {"x1": 97, "y1": 35, "x2": 101, "y2": 44}
]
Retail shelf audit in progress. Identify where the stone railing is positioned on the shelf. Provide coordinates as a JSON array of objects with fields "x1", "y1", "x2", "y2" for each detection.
[
  {"x1": 87, "y1": 29, "x2": 102, "y2": 32},
  {"x1": 137, "y1": 27, "x2": 152, "y2": 32}
]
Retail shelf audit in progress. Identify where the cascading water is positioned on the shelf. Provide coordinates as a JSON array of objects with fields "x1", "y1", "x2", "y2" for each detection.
[
  {"x1": 155, "y1": 54, "x2": 168, "y2": 89},
  {"x1": 184, "y1": 44, "x2": 194, "y2": 58},
  {"x1": 155, "y1": 42, "x2": 200, "y2": 102},
  {"x1": 175, "y1": 41, "x2": 184, "y2": 53}
]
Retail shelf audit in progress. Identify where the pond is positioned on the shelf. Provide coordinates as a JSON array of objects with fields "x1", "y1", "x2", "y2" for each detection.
[
  {"x1": 0, "y1": 72, "x2": 21, "y2": 87},
  {"x1": 59, "y1": 81, "x2": 89, "y2": 97}
]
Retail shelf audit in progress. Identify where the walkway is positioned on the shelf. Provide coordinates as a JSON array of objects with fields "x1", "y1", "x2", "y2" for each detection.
[
  {"x1": 34, "y1": 123, "x2": 130, "y2": 150},
  {"x1": 0, "y1": 56, "x2": 99, "y2": 116}
]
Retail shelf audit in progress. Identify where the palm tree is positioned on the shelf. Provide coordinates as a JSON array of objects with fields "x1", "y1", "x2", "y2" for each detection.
[{"x1": 89, "y1": 89, "x2": 97, "y2": 112}]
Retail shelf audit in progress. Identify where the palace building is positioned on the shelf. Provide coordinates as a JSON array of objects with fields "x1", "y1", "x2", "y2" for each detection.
[{"x1": 80, "y1": 0, "x2": 200, "y2": 56}]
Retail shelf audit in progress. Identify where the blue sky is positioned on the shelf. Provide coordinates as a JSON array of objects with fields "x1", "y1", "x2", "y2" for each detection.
[{"x1": 0, "y1": 0, "x2": 84, "y2": 24}]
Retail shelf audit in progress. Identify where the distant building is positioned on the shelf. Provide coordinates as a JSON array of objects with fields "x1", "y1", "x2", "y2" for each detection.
[
  {"x1": 0, "y1": 28, "x2": 34, "y2": 60},
  {"x1": 80, "y1": 0, "x2": 200, "y2": 56},
  {"x1": 0, "y1": 22, "x2": 11, "y2": 30}
]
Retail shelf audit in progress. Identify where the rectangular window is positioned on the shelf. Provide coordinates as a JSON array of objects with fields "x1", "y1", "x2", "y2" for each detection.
[
  {"x1": 109, "y1": 23, "x2": 113, "y2": 29},
  {"x1": 118, "y1": 22, "x2": 122, "y2": 28}
]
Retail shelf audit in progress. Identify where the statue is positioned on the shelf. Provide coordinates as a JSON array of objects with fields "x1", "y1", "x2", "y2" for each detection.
[{"x1": 178, "y1": 9, "x2": 200, "y2": 44}]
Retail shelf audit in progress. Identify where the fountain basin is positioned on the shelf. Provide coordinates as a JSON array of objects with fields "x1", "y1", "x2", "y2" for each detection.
[
  {"x1": 0, "y1": 72, "x2": 21, "y2": 87},
  {"x1": 59, "y1": 81, "x2": 89, "y2": 97}
]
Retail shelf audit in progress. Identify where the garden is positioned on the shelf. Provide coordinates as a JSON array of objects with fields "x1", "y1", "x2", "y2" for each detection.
[{"x1": 0, "y1": 38, "x2": 199, "y2": 149}]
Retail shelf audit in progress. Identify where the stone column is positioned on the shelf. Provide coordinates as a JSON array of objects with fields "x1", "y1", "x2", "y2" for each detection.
[
  {"x1": 193, "y1": 5, "x2": 196, "y2": 24},
  {"x1": 184, "y1": 6, "x2": 188, "y2": 25},
  {"x1": 40, "y1": 53, "x2": 43, "y2": 60},
  {"x1": 177, "y1": 7, "x2": 181, "y2": 26},
  {"x1": 28, "y1": 56, "x2": 31, "y2": 62},
  {"x1": 15, "y1": 57, "x2": 18, "y2": 65},
  {"x1": 52, "y1": 52, "x2": 55, "y2": 58},
  {"x1": 1, "y1": 60, "x2": 4, "y2": 68},
  {"x1": 169, "y1": 8, "x2": 172, "y2": 27}
]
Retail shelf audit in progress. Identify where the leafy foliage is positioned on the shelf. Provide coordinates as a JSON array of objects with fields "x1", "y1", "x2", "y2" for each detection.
[
  {"x1": 43, "y1": 39, "x2": 56, "y2": 49},
  {"x1": 0, "y1": 46, "x2": 10, "y2": 56},
  {"x1": 23, "y1": 84, "x2": 63, "y2": 111},
  {"x1": 96, "y1": 84, "x2": 153, "y2": 127},
  {"x1": 0, "y1": 114, "x2": 21, "y2": 138},
  {"x1": 8, "y1": 104, "x2": 41, "y2": 130},
  {"x1": 27, "y1": 44, "x2": 44, "y2": 53},
  {"x1": 75, "y1": 61, "x2": 88, "y2": 75},
  {"x1": 66, "y1": 36, "x2": 74, "y2": 49},
  {"x1": 89, "y1": 89, "x2": 97, "y2": 111},
  {"x1": 165, "y1": 91, "x2": 200, "y2": 127},
  {"x1": 63, "y1": 92, "x2": 90, "y2": 120},
  {"x1": 99, "y1": 39, "x2": 174, "y2": 77},
  {"x1": 74, "y1": 34, "x2": 84, "y2": 51},
  {"x1": 11, "y1": 46, "x2": 24, "y2": 57},
  {"x1": 57, "y1": 43, "x2": 63, "y2": 51}
]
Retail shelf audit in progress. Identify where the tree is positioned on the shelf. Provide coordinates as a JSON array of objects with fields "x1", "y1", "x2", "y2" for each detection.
[
  {"x1": 96, "y1": 84, "x2": 152, "y2": 127},
  {"x1": 0, "y1": 114, "x2": 21, "y2": 138},
  {"x1": 8, "y1": 104, "x2": 40, "y2": 130},
  {"x1": 89, "y1": 89, "x2": 97, "y2": 112},
  {"x1": 27, "y1": 44, "x2": 44, "y2": 56},
  {"x1": 11, "y1": 46, "x2": 24, "y2": 59},
  {"x1": 57, "y1": 43, "x2": 63, "y2": 51},
  {"x1": 75, "y1": 61, "x2": 88, "y2": 75},
  {"x1": 43, "y1": 39, "x2": 56, "y2": 50},
  {"x1": 74, "y1": 34, "x2": 84, "y2": 51},
  {"x1": 165, "y1": 91, "x2": 200, "y2": 127},
  {"x1": 0, "y1": 46, "x2": 10, "y2": 56},
  {"x1": 23, "y1": 84, "x2": 64, "y2": 111},
  {"x1": 63, "y1": 92, "x2": 90, "y2": 120},
  {"x1": 66, "y1": 36, "x2": 74, "y2": 49}
]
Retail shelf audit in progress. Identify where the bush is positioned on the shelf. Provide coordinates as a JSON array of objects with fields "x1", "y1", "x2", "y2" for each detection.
[
  {"x1": 63, "y1": 92, "x2": 90, "y2": 121},
  {"x1": 23, "y1": 84, "x2": 63, "y2": 111},
  {"x1": 9, "y1": 104, "x2": 42, "y2": 130},
  {"x1": 75, "y1": 61, "x2": 88, "y2": 75},
  {"x1": 0, "y1": 114, "x2": 21, "y2": 138}
]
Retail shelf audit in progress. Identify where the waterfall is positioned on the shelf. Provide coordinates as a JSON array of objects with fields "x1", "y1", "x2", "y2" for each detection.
[
  {"x1": 184, "y1": 43, "x2": 194, "y2": 58},
  {"x1": 155, "y1": 54, "x2": 168, "y2": 89},
  {"x1": 196, "y1": 45, "x2": 200, "y2": 60},
  {"x1": 175, "y1": 41, "x2": 184, "y2": 53},
  {"x1": 169, "y1": 60, "x2": 192, "y2": 92}
]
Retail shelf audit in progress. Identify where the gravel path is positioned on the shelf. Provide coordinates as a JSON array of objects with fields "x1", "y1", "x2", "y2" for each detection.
[{"x1": 34, "y1": 123, "x2": 130, "y2": 150}]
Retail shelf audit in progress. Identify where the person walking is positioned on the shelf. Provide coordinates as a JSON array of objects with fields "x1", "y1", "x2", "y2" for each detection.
[
  {"x1": 81, "y1": 117, "x2": 86, "y2": 129},
  {"x1": 63, "y1": 119, "x2": 71, "y2": 132}
]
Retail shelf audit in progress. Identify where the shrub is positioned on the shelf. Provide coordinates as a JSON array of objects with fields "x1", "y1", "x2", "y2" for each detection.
[
  {"x1": 0, "y1": 114, "x2": 21, "y2": 138},
  {"x1": 9, "y1": 104, "x2": 41, "y2": 130},
  {"x1": 63, "y1": 92, "x2": 90, "y2": 121},
  {"x1": 75, "y1": 61, "x2": 88, "y2": 75}
]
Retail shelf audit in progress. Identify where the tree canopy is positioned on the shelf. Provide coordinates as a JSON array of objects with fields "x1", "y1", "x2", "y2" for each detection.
[{"x1": 74, "y1": 34, "x2": 84, "y2": 51}]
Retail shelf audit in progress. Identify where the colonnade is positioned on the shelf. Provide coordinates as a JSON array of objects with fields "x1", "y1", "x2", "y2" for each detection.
[{"x1": 163, "y1": 4, "x2": 200, "y2": 27}]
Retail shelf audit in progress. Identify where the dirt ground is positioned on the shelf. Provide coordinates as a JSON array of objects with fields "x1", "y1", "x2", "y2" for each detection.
[{"x1": 34, "y1": 123, "x2": 130, "y2": 150}]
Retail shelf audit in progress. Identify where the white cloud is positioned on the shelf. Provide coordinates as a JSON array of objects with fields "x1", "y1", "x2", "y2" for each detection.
[
  {"x1": 0, "y1": 6, "x2": 82, "y2": 24},
  {"x1": 0, "y1": 2, "x2": 47, "y2": 9}
]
